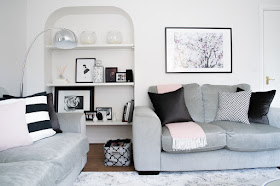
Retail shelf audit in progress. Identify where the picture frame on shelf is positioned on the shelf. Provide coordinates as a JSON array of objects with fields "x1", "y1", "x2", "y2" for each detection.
[
  {"x1": 55, "y1": 87, "x2": 94, "y2": 113},
  {"x1": 105, "y1": 67, "x2": 118, "y2": 82},
  {"x1": 96, "y1": 107, "x2": 112, "y2": 120},
  {"x1": 76, "y1": 58, "x2": 96, "y2": 83},
  {"x1": 126, "y1": 69, "x2": 133, "y2": 82},
  {"x1": 165, "y1": 27, "x2": 232, "y2": 73},
  {"x1": 116, "y1": 72, "x2": 126, "y2": 82},
  {"x1": 85, "y1": 111, "x2": 95, "y2": 121}
]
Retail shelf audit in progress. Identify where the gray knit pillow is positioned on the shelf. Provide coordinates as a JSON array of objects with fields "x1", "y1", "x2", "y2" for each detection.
[{"x1": 215, "y1": 91, "x2": 252, "y2": 124}]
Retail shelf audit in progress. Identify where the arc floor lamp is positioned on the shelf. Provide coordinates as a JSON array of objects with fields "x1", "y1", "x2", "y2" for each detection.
[{"x1": 20, "y1": 28, "x2": 77, "y2": 97}]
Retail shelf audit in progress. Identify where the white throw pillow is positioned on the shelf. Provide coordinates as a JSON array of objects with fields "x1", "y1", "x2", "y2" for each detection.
[
  {"x1": 0, "y1": 99, "x2": 33, "y2": 151},
  {"x1": 215, "y1": 91, "x2": 252, "y2": 124}
]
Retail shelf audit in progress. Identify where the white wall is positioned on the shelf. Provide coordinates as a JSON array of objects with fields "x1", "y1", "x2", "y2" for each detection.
[
  {"x1": 0, "y1": 0, "x2": 27, "y2": 96},
  {"x1": 24, "y1": 0, "x2": 280, "y2": 106}
]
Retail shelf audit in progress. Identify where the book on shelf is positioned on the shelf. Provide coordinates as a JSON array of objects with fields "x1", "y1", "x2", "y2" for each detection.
[
  {"x1": 125, "y1": 101, "x2": 131, "y2": 121},
  {"x1": 122, "y1": 104, "x2": 127, "y2": 122},
  {"x1": 128, "y1": 100, "x2": 134, "y2": 123},
  {"x1": 122, "y1": 100, "x2": 134, "y2": 123}
]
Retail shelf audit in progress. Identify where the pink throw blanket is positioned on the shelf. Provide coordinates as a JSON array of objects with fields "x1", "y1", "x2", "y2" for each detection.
[
  {"x1": 166, "y1": 122, "x2": 207, "y2": 151},
  {"x1": 157, "y1": 84, "x2": 182, "y2": 94},
  {"x1": 156, "y1": 84, "x2": 207, "y2": 151}
]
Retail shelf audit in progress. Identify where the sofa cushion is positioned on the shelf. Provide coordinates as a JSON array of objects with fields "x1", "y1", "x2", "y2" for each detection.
[
  {"x1": 148, "y1": 87, "x2": 193, "y2": 125},
  {"x1": 201, "y1": 84, "x2": 251, "y2": 123},
  {"x1": 237, "y1": 88, "x2": 276, "y2": 125},
  {"x1": 148, "y1": 83, "x2": 204, "y2": 122},
  {"x1": 0, "y1": 99, "x2": 33, "y2": 152},
  {"x1": 0, "y1": 161, "x2": 55, "y2": 186},
  {"x1": 3, "y1": 93, "x2": 56, "y2": 142},
  {"x1": 0, "y1": 133, "x2": 89, "y2": 183},
  {"x1": 215, "y1": 91, "x2": 251, "y2": 124},
  {"x1": 211, "y1": 121, "x2": 280, "y2": 151},
  {"x1": 162, "y1": 122, "x2": 226, "y2": 153},
  {"x1": 47, "y1": 93, "x2": 62, "y2": 133}
]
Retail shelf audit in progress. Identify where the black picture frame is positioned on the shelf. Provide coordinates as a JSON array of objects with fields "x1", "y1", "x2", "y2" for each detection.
[
  {"x1": 96, "y1": 107, "x2": 112, "y2": 120},
  {"x1": 75, "y1": 58, "x2": 96, "y2": 83},
  {"x1": 84, "y1": 111, "x2": 95, "y2": 121},
  {"x1": 165, "y1": 27, "x2": 232, "y2": 73},
  {"x1": 105, "y1": 67, "x2": 118, "y2": 82},
  {"x1": 55, "y1": 87, "x2": 94, "y2": 113},
  {"x1": 116, "y1": 72, "x2": 126, "y2": 82}
]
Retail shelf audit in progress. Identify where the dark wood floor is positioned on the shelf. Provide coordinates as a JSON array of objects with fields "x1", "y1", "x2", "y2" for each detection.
[
  {"x1": 83, "y1": 145, "x2": 280, "y2": 172},
  {"x1": 83, "y1": 144, "x2": 135, "y2": 172}
]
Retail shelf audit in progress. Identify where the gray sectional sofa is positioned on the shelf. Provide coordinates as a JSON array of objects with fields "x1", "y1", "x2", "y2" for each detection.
[
  {"x1": 133, "y1": 84, "x2": 280, "y2": 173},
  {"x1": 0, "y1": 113, "x2": 89, "y2": 186}
]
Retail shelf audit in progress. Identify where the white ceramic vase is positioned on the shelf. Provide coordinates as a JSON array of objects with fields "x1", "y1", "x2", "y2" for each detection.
[
  {"x1": 106, "y1": 30, "x2": 123, "y2": 44},
  {"x1": 80, "y1": 31, "x2": 97, "y2": 44}
]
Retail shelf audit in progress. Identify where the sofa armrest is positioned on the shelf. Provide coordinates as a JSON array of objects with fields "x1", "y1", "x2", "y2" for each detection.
[
  {"x1": 57, "y1": 113, "x2": 86, "y2": 135},
  {"x1": 133, "y1": 106, "x2": 162, "y2": 171},
  {"x1": 268, "y1": 107, "x2": 280, "y2": 128}
]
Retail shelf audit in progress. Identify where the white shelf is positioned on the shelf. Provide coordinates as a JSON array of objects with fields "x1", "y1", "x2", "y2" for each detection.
[
  {"x1": 46, "y1": 44, "x2": 134, "y2": 50},
  {"x1": 46, "y1": 82, "x2": 134, "y2": 87},
  {"x1": 86, "y1": 120, "x2": 132, "y2": 126}
]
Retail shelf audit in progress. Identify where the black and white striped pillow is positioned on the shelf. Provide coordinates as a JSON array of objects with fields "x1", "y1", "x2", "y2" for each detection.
[
  {"x1": 25, "y1": 95, "x2": 56, "y2": 141},
  {"x1": 3, "y1": 93, "x2": 56, "y2": 141}
]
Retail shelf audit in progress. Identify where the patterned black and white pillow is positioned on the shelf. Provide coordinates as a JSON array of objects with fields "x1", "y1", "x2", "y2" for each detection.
[{"x1": 215, "y1": 91, "x2": 252, "y2": 124}]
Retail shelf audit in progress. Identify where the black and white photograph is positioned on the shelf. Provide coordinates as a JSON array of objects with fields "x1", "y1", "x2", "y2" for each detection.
[
  {"x1": 55, "y1": 87, "x2": 94, "y2": 113},
  {"x1": 96, "y1": 107, "x2": 112, "y2": 120},
  {"x1": 116, "y1": 72, "x2": 126, "y2": 82},
  {"x1": 85, "y1": 111, "x2": 95, "y2": 121},
  {"x1": 105, "y1": 67, "x2": 117, "y2": 82},
  {"x1": 76, "y1": 58, "x2": 96, "y2": 83},
  {"x1": 64, "y1": 95, "x2": 83, "y2": 111},
  {"x1": 165, "y1": 27, "x2": 232, "y2": 73}
]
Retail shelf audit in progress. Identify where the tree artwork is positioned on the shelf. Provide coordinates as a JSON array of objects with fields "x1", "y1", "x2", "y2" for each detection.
[{"x1": 173, "y1": 32, "x2": 224, "y2": 69}]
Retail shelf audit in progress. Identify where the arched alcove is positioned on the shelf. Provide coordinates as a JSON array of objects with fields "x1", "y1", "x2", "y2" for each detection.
[{"x1": 44, "y1": 6, "x2": 134, "y2": 143}]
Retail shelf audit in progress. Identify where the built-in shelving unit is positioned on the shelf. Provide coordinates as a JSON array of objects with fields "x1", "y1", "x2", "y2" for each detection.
[
  {"x1": 86, "y1": 120, "x2": 132, "y2": 126},
  {"x1": 45, "y1": 6, "x2": 134, "y2": 143},
  {"x1": 46, "y1": 82, "x2": 134, "y2": 87},
  {"x1": 46, "y1": 44, "x2": 134, "y2": 50}
]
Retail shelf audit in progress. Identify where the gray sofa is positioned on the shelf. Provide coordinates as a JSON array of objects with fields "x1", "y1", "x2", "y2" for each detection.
[
  {"x1": 133, "y1": 83, "x2": 280, "y2": 173},
  {"x1": 0, "y1": 104, "x2": 89, "y2": 185}
]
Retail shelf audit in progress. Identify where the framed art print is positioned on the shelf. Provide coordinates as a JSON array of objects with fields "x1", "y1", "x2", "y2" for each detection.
[
  {"x1": 55, "y1": 87, "x2": 94, "y2": 113},
  {"x1": 76, "y1": 58, "x2": 96, "y2": 83},
  {"x1": 84, "y1": 111, "x2": 95, "y2": 121},
  {"x1": 96, "y1": 107, "x2": 112, "y2": 120},
  {"x1": 105, "y1": 67, "x2": 117, "y2": 82},
  {"x1": 165, "y1": 27, "x2": 232, "y2": 73},
  {"x1": 116, "y1": 72, "x2": 126, "y2": 82}
]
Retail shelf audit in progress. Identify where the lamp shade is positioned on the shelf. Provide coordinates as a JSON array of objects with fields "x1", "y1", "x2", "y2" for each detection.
[{"x1": 53, "y1": 29, "x2": 77, "y2": 49}]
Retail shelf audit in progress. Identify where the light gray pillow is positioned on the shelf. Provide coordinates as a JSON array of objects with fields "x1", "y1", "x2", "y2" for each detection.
[{"x1": 215, "y1": 91, "x2": 252, "y2": 124}]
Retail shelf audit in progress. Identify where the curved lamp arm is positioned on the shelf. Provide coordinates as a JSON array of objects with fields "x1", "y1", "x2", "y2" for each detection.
[{"x1": 20, "y1": 28, "x2": 77, "y2": 97}]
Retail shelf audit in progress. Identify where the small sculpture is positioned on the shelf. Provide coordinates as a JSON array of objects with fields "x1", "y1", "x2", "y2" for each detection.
[{"x1": 57, "y1": 65, "x2": 67, "y2": 79}]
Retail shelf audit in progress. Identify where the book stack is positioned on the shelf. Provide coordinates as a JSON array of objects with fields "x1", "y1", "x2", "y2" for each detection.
[{"x1": 122, "y1": 100, "x2": 134, "y2": 123}]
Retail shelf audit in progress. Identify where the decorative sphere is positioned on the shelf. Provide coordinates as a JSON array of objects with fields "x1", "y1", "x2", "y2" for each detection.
[
  {"x1": 107, "y1": 30, "x2": 123, "y2": 44},
  {"x1": 80, "y1": 31, "x2": 97, "y2": 44}
]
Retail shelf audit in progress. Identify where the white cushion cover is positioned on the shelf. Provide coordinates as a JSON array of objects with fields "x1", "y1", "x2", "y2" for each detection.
[
  {"x1": 30, "y1": 128, "x2": 56, "y2": 142},
  {"x1": 0, "y1": 99, "x2": 33, "y2": 151}
]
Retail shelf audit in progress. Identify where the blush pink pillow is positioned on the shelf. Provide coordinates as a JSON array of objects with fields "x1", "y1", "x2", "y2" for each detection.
[
  {"x1": 0, "y1": 99, "x2": 33, "y2": 151},
  {"x1": 157, "y1": 84, "x2": 182, "y2": 94}
]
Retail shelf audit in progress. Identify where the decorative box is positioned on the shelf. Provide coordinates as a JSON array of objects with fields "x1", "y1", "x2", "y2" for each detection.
[
  {"x1": 104, "y1": 139, "x2": 132, "y2": 166},
  {"x1": 93, "y1": 60, "x2": 104, "y2": 83}
]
